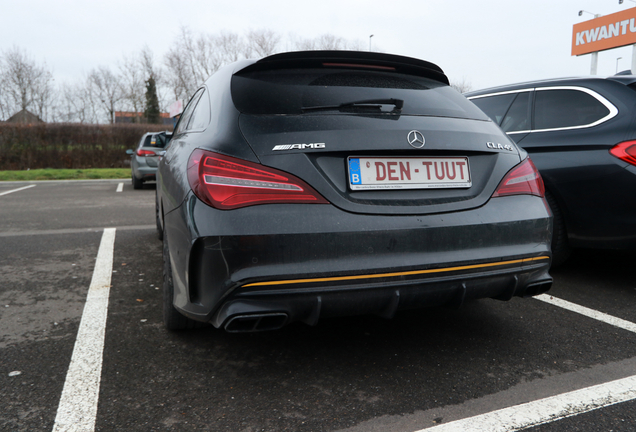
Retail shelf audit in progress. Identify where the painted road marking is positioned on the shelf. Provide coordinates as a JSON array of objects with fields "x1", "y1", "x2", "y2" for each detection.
[
  {"x1": 416, "y1": 295, "x2": 636, "y2": 431},
  {"x1": 535, "y1": 294, "x2": 636, "y2": 334},
  {"x1": 419, "y1": 374, "x2": 636, "y2": 431},
  {"x1": 116, "y1": 182, "x2": 123, "y2": 192},
  {"x1": 52, "y1": 228, "x2": 116, "y2": 432},
  {"x1": 0, "y1": 184, "x2": 36, "y2": 196}
]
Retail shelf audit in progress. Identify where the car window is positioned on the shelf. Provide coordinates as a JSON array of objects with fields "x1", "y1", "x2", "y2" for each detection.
[
  {"x1": 175, "y1": 89, "x2": 204, "y2": 135},
  {"x1": 534, "y1": 89, "x2": 610, "y2": 130},
  {"x1": 500, "y1": 92, "x2": 531, "y2": 133},
  {"x1": 147, "y1": 133, "x2": 168, "y2": 148},
  {"x1": 469, "y1": 93, "x2": 516, "y2": 125},
  {"x1": 141, "y1": 135, "x2": 152, "y2": 148},
  {"x1": 186, "y1": 89, "x2": 211, "y2": 131},
  {"x1": 231, "y1": 68, "x2": 489, "y2": 120}
]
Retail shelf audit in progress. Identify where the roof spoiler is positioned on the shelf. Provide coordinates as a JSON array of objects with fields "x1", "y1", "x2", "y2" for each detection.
[{"x1": 236, "y1": 50, "x2": 450, "y2": 85}]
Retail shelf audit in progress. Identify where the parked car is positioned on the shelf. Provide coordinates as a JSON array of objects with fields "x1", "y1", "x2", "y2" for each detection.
[
  {"x1": 156, "y1": 50, "x2": 553, "y2": 332},
  {"x1": 466, "y1": 77, "x2": 636, "y2": 265},
  {"x1": 126, "y1": 131, "x2": 172, "y2": 189}
]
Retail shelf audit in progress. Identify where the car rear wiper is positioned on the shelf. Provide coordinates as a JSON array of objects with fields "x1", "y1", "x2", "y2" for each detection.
[{"x1": 301, "y1": 98, "x2": 404, "y2": 113}]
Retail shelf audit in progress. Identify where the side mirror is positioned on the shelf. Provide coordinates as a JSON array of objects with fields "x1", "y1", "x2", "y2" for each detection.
[{"x1": 126, "y1": 149, "x2": 134, "y2": 155}]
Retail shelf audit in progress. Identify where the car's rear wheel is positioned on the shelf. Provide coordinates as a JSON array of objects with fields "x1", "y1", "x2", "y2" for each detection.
[
  {"x1": 132, "y1": 174, "x2": 143, "y2": 190},
  {"x1": 155, "y1": 197, "x2": 163, "y2": 241},
  {"x1": 163, "y1": 227, "x2": 204, "y2": 330},
  {"x1": 545, "y1": 190, "x2": 571, "y2": 267}
]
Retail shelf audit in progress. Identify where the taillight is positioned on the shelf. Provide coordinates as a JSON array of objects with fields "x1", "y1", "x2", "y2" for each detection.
[
  {"x1": 610, "y1": 140, "x2": 636, "y2": 166},
  {"x1": 136, "y1": 149, "x2": 154, "y2": 157},
  {"x1": 492, "y1": 158, "x2": 545, "y2": 198},
  {"x1": 187, "y1": 149, "x2": 329, "y2": 210}
]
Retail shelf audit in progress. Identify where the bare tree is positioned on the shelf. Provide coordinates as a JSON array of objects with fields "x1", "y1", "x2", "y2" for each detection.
[
  {"x1": 57, "y1": 79, "x2": 99, "y2": 123},
  {"x1": 450, "y1": 78, "x2": 473, "y2": 94},
  {"x1": 215, "y1": 31, "x2": 249, "y2": 63},
  {"x1": 246, "y1": 29, "x2": 281, "y2": 58},
  {"x1": 164, "y1": 27, "x2": 248, "y2": 102},
  {"x1": 0, "y1": 46, "x2": 54, "y2": 121},
  {"x1": 88, "y1": 66, "x2": 123, "y2": 123},
  {"x1": 289, "y1": 34, "x2": 364, "y2": 51},
  {"x1": 164, "y1": 27, "x2": 206, "y2": 102},
  {"x1": 119, "y1": 54, "x2": 146, "y2": 121}
]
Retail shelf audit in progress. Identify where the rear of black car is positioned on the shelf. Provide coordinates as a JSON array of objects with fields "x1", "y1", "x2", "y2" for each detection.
[
  {"x1": 158, "y1": 51, "x2": 552, "y2": 332},
  {"x1": 466, "y1": 77, "x2": 636, "y2": 265}
]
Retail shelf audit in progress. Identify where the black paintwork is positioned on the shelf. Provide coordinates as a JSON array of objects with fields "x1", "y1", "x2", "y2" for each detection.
[
  {"x1": 466, "y1": 77, "x2": 636, "y2": 249},
  {"x1": 157, "y1": 51, "x2": 552, "y2": 331}
]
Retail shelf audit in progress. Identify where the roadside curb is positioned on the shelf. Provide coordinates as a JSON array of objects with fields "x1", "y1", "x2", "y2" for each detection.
[{"x1": 0, "y1": 179, "x2": 130, "y2": 185}]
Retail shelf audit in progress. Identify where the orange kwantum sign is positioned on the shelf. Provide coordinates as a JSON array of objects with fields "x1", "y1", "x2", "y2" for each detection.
[{"x1": 572, "y1": 8, "x2": 636, "y2": 56}]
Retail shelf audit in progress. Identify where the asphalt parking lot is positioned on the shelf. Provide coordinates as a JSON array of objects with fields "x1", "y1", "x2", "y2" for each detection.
[{"x1": 1, "y1": 180, "x2": 635, "y2": 432}]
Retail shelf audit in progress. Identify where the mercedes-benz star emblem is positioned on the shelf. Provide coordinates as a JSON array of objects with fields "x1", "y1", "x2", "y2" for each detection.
[{"x1": 407, "y1": 130, "x2": 425, "y2": 149}]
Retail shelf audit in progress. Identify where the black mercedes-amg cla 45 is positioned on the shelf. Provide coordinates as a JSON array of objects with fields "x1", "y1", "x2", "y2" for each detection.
[{"x1": 156, "y1": 50, "x2": 553, "y2": 332}]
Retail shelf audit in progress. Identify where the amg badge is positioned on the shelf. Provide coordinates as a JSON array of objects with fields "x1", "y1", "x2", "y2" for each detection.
[{"x1": 273, "y1": 143, "x2": 326, "y2": 151}]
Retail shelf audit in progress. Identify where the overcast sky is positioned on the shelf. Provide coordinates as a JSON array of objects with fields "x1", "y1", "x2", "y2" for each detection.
[{"x1": 4, "y1": 0, "x2": 636, "y2": 94}]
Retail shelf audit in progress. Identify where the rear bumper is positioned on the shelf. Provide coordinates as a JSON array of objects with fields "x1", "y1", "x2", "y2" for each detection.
[
  {"x1": 213, "y1": 258, "x2": 551, "y2": 331},
  {"x1": 164, "y1": 193, "x2": 552, "y2": 330},
  {"x1": 132, "y1": 159, "x2": 158, "y2": 180}
]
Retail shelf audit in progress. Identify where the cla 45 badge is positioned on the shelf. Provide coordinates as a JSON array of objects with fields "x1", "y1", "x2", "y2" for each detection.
[{"x1": 487, "y1": 142, "x2": 514, "y2": 151}]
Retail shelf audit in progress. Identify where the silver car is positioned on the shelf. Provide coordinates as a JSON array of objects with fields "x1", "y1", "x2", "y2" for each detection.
[{"x1": 126, "y1": 131, "x2": 172, "y2": 189}]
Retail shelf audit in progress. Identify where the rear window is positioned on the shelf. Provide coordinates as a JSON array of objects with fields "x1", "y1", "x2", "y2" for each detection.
[
  {"x1": 142, "y1": 133, "x2": 169, "y2": 148},
  {"x1": 231, "y1": 68, "x2": 489, "y2": 120},
  {"x1": 534, "y1": 89, "x2": 610, "y2": 130}
]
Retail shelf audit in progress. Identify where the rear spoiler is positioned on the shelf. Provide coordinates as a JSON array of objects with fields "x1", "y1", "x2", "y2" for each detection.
[{"x1": 236, "y1": 50, "x2": 449, "y2": 86}]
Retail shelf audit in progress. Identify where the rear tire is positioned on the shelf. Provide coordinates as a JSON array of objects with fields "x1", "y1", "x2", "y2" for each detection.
[
  {"x1": 163, "y1": 227, "x2": 203, "y2": 330},
  {"x1": 132, "y1": 174, "x2": 143, "y2": 190},
  {"x1": 545, "y1": 190, "x2": 571, "y2": 267},
  {"x1": 156, "y1": 196, "x2": 163, "y2": 241}
]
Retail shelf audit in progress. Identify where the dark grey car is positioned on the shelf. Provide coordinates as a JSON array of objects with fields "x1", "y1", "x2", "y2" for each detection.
[
  {"x1": 156, "y1": 51, "x2": 553, "y2": 332},
  {"x1": 127, "y1": 131, "x2": 172, "y2": 189}
]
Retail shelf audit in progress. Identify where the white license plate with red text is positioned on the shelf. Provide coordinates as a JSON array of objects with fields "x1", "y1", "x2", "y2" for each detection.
[{"x1": 348, "y1": 157, "x2": 471, "y2": 190}]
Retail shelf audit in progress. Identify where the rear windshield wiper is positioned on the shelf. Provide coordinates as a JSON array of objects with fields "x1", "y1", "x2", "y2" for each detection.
[{"x1": 301, "y1": 98, "x2": 404, "y2": 113}]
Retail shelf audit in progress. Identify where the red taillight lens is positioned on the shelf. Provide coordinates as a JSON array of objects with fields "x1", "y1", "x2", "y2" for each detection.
[
  {"x1": 610, "y1": 140, "x2": 636, "y2": 166},
  {"x1": 187, "y1": 149, "x2": 329, "y2": 210},
  {"x1": 136, "y1": 149, "x2": 154, "y2": 157},
  {"x1": 492, "y1": 158, "x2": 545, "y2": 198}
]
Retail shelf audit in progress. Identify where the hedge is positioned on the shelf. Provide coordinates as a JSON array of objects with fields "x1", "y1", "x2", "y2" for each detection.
[{"x1": 0, "y1": 123, "x2": 173, "y2": 170}]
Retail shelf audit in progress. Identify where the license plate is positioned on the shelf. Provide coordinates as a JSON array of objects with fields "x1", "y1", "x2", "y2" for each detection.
[{"x1": 348, "y1": 157, "x2": 471, "y2": 190}]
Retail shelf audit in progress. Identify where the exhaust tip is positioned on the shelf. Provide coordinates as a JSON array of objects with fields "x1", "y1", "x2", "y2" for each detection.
[
  {"x1": 224, "y1": 313, "x2": 288, "y2": 333},
  {"x1": 524, "y1": 280, "x2": 553, "y2": 297}
]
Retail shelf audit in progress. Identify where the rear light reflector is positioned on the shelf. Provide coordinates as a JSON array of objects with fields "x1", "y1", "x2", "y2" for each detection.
[
  {"x1": 136, "y1": 149, "x2": 154, "y2": 157},
  {"x1": 610, "y1": 140, "x2": 636, "y2": 166},
  {"x1": 492, "y1": 157, "x2": 545, "y2": 198},
  {"x1": 187, "y1": 149, "x2": 328, "y2": 210}
]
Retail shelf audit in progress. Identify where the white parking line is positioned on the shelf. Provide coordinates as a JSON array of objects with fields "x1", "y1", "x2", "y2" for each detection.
[
  {"x1": 415, "y1": 295, "x2": 636, "y2": 431},
  {"x1": 535, "y1": 294, "x2": 636, "y2": 334},
  {"x1": 52, "y1": 228, "x2": 116, "y2": 432},
  {"x1": 0, "y1": 184, "x2": 36, "y2": 196},
  {"x1": 419, "y1": 374, "x2": 636, "y2": 431},
  {"x1": 116, "y1": 182, "x2": 123, "y2": 192}
]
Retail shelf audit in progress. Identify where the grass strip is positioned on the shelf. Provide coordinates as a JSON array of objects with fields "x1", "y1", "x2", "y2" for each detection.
[{"x1": 0, "y1": 168, "x2": 130, "y2": 181}]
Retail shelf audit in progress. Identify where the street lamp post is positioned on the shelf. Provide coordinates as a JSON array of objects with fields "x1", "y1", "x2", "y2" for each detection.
[
  {"x1": 369, "y1": 34, "x2": 374, "y2": 51},
  {"x1": 617, "y1": 57, "x2": 623, "y2": 73},
  {"x1": 619, "y1": 0, "x2": 636, "y2": 73},
  {"x1": 579, "y1": 10, "x2": 601, "y2": 74}
]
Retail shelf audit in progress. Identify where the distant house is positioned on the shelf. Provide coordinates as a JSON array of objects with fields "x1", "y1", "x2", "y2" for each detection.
[
  {"x1": 114, "y1": 111, "x2": 172, "y2": 125},
  {"x1": 6, "y1": 109, "x2": 43, "y2": 124}
]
